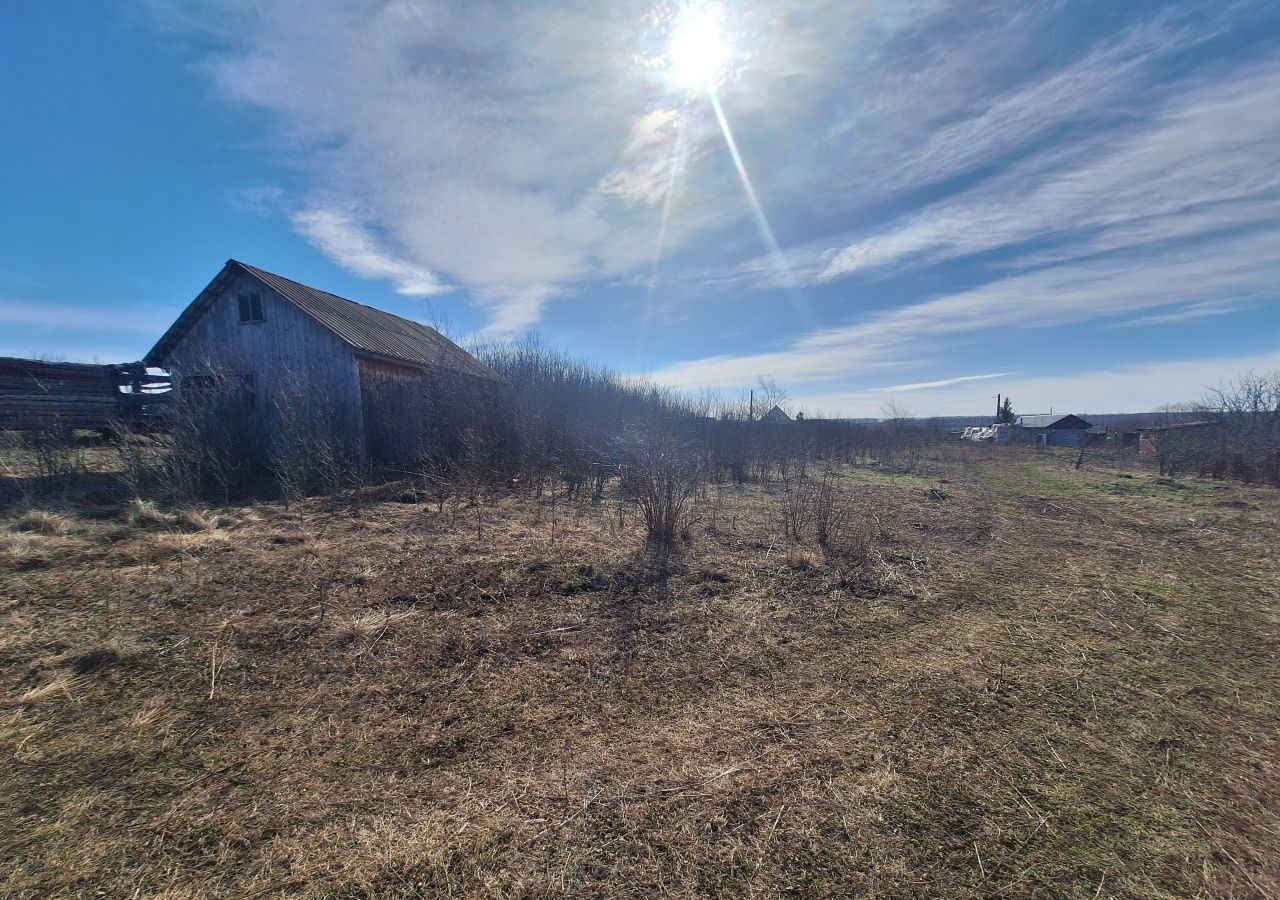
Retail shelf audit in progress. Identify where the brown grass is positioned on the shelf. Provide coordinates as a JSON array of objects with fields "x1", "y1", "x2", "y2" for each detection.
[
  {"x1": 1, "y1": 446, "x2": 1277, "y2": 898},
  {"x1": 8, "y1": 509, "x2": 72, "y2": 536}
]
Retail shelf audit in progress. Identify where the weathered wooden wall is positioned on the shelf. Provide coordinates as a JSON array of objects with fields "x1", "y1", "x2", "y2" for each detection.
[
  {"x1": 358, "y1": 356, "x2": 502, "y2": 467},
  {"x1": 1041, "y1": 428, "x2": 1089, "y2": 448},
  {"x1": 164, "y1": 271, "x2": 365, "y2": 458},
  {"x1": 0, "y1": 358, "x2": 123, "y2": 432},
  {"x1": 357, "y1": 356, "x2": 438, "y2": 466}
]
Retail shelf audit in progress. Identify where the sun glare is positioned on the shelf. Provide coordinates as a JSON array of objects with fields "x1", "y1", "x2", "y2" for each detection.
[{"x1": 666, "y1": 5, "x2": 731, "y2": 92}]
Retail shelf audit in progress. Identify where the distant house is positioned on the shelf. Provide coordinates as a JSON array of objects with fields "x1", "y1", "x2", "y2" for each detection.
[
  {"x1": 145, "y1": 260, "x2": 500, "y2": 465},
  {"x1": 760, "y1": 405, "x2": 792, "y2": 424},
  {"x1": 1015, "y1": 413, "x2": 1093, "y2": 447}
]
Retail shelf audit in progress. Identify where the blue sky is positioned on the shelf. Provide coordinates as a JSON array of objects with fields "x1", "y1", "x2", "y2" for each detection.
[{"x1": 2, "y1": 0, "x2": 1279, "y2": 417}]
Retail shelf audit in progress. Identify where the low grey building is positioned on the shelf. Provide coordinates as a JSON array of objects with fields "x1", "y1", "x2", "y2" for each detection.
[{"x1": 1015, "y1": 413, "x2": 1093, "y2": 447}]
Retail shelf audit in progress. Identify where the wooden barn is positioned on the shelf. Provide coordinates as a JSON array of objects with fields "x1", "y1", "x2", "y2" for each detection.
[{"x1": 145, "y1": 260, "x2": 501, "y2": 466}]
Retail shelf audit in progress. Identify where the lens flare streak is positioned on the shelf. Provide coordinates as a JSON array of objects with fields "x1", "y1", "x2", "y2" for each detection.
[
  {"x1": 637, "y1": 115, "x2": 689, "y2": 358},
  {"x1": 708, "y1": 90, "x2": 812, "y2": 327}
]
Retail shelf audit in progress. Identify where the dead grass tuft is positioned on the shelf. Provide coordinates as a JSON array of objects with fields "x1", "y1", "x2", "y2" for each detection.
[
  {"x1": 12, "y1": 673, "x2": 82, "y2": 706},
  {"x1": 127, "y1": 701, "x2": 181, "y2": 742},
  {"x1": 331, "y1": 610, "x2": 415, "y2": 645},
  {"x1": 173, "y1": 507, "x2": 218, "y2": 532},
  {"x1": 8, "y1": 508, "x2": 72, "y2": 535},
  {"x1": 783, "y1": 545, "x2": 821, "y2": 569},
  {"x1": 0, "y1": 532, "x2": 54, "y2": 569},
  {"x1": 124, "y1": 497, "x2": 176, "y2": 528},
  {"x1": 146, "y1": 530, "x2": 233, "y2": 557},
  {"x1": 0, "y1": 709, "x2": 45, "y2": 759}
]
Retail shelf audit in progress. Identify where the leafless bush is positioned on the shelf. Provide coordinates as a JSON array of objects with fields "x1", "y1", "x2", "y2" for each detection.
[
  {"x1": 778, "y1": 466, "x2": 810, "y2": 542},
  {"x1": 809, "y1": 470, "x2": 853, "y2": 549},
  {"x1": 1154, "y1": 371, "x2": 1280, "y2": 485},
  {"x1": 778, "y1": 467, "x2": 866, "y2": 555},
  {"x1": 612, "y1": 428, "x2": 703, "y2": 545},
  {"x1": 0, "y1": 428, "x2": 96, "y2": 509},
  {"x1": 474, "y1": 336, "x2": 690, "y2": 496},
  {"x1": 0, "y1": 433, "x2": 36, "y2": 509},
  {"x1": 157, "y1": 365, "x2": 262, "y2": 503},
  {"x1": 22, "y1": 430, "x2": 87, "y2": 487}
]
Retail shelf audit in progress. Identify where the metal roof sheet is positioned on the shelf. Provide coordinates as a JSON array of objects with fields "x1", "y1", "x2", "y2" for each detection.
[
  {"x1": 1016, "y1": 413, "x2": 1092, "y2": 429},
  {"x1": 147, "y1": 260, "x2": 500, "y2": 382}
]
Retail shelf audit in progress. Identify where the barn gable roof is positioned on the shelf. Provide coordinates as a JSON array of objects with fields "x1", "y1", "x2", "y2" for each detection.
[
  {"x1": 145, "y1": 260, "x2": 500, "y2": 382},
  {"x1": 1015, "y1": 413, "x2": 1092, "y2": 429}
]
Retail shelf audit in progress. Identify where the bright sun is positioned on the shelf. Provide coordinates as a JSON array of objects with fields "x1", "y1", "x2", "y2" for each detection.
[{"x1": 666, "y1": 5, "x2": 732, "y2": 92}]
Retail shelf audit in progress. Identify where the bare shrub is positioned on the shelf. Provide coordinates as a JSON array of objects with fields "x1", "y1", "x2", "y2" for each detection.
[
  {"x1": 809, "y1": 469, "x2": 853, "y2": 550},
  {"x1": 613, "y1": 428, "x2": 703, "y2": 545},
  {"x1": 129, "y1": 335, "x2": 949, "y2": 510},
  {"x1": 0, "y1": 430, "x2": 89, "y2": 506},
  {"x1": 1201, "y1": 371, "x2": 1280, "y2": 485},
  {"x1": 159, "y1": 367, "x2": 261, "y2": 503},
  {"x1": 474, "y1": 336, "x2": 689, "y2": 497},
  {"x1": 266, "y1": 379, "x2": 313, "y2": 511},
  {"x1": 1152, "y1": 371, "x2": 1280, "y2": 485},
  {"x1": 776, "y1": 467, "x2": 873, "y2": 569}
]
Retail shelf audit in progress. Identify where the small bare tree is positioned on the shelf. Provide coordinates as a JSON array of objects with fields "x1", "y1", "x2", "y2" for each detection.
[{"x1": 880, "y1": 398, "x2": 913, "y2": 432}]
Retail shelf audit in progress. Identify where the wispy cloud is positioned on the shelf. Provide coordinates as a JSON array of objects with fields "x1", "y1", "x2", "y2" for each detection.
[
  {"x1": 138, "y1": 0, "x2": 1279, "y2": 404},
  {"x1": 647, "y1": 9, "x2": 1280, "y2": 396},
  {"x1": 1113, "y1": 299, "x2": 1259, "y2": 328},
  {"x1": 867, "y1": 372, "x2": 1017, "y2": 393},
  {"x1": 822, "y1": 5, "x2": 1224, "y2": 204},
  {"x1": 820, "y1": 54, "x2": 1280, "y2": 280},
  {"x1": 292, "y1": 208, "x2": 446, "y2": 297},
  {"x1": 654, "y1": 225, "x2": 1280, "y2": 388},
  {"x1": 0, "y1": 298, "x2": 161, "y2": 363},
  {"x1": 148, "y1": 0, "x2": 941, "y2": 332}
]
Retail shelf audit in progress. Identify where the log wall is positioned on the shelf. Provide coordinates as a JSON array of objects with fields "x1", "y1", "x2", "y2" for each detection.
[{"x1": 0, "y1": 357, "x2": 170, "y2": 432}]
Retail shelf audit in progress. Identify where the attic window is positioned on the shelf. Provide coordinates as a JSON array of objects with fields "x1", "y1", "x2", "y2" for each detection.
[{"x1": 238, "y1": 293, "x2": 264, "y2": 323}]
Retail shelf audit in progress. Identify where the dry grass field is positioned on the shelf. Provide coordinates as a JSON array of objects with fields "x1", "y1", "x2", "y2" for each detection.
[{"x1": 2, "y1": 446, "x2": 1277, "y2": 898}]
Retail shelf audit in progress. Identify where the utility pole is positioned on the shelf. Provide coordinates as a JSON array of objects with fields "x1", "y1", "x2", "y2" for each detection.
[
  {"x1": 749, "y1": 389, "x2": 755, "y2": 422},
  {"x1": 995, "y1": 393, "x2": 1001, "y2": 422}
]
